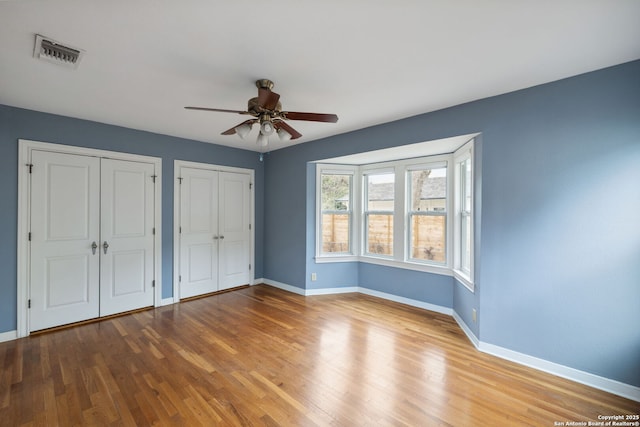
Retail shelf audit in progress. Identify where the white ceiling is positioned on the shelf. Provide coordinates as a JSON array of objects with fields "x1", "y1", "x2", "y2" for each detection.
[{"x1": 1, "y1": 1, "x2": 639, "y2": 153}]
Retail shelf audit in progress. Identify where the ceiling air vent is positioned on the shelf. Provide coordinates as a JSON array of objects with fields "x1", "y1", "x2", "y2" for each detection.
[{"x1": 33, "y1": 34, "x2": 84, "y2": 69}]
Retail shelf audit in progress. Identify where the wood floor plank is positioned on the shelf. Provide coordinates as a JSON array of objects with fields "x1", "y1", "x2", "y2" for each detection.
[{"x1": 0, "y1": 284, "x2": 637, "y2": 426}]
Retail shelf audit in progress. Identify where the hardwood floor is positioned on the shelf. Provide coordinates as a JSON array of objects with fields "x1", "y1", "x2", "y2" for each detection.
[{"x1": 1, "y1": 285, "x2": 637, "y2": 426}]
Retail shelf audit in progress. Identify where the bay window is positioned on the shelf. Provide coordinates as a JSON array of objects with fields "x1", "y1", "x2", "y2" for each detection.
[{"x1": 315, "y1": 137, "x2": 475, "y2": 290}]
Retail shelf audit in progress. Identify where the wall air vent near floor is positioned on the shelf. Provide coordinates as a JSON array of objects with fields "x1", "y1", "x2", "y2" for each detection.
[{"x1": 33, "y1": 34, "x2": 84, "y2": 69}]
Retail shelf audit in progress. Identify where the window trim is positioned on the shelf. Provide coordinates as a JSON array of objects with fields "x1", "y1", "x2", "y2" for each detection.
[
  {"x1": 363, "y1": 169, "x2": 396, "y2": 258},
  {"x1": 315, "y1": 138, "x2": 476, "y2": 291},
  {"x1": 316, "y1": 165, "x2": 358, "y2": 258},
  {"x1": 453, "y1": 139, "x2": 475, "y2": 291},
  {"x1": 406, "y1": 162, "x2": 449, "y2": 266}
]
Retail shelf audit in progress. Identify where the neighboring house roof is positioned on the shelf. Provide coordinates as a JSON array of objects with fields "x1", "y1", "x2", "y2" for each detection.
[{"x1": 366, "y1": 178, "x2": 446, "y2": 201}]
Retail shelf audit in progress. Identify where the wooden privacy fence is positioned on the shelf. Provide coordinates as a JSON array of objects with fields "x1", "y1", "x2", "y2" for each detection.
[{"x1": 322, "y1": 214, "x2": 445, "y2": 262}]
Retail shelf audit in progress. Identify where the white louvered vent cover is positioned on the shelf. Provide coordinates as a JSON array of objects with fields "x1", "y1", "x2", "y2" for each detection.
[{"x1": 33, "y1": 34, "x2": 84, "y2": 69}]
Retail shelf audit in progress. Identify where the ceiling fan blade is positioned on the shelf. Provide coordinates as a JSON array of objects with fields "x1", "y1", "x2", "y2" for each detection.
[
  {"x1": 221, "y1": 119, "x2": 257, "y2": 135},
  {"x1": 257, "y1": 88, "x2": 281, "y2": 110},
  {"x1": 273, "y1": 120, "x2": 302, "y2": 140},
  {"x1": 282, "y1": 111, "x2": 339, "y2": 123},
  {"x1": 185, "y1": 106, "x2": 251, "y2": 115}
]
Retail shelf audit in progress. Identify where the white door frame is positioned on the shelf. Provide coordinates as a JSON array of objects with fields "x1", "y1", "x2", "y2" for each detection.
[
  {"x1": 173, "y1": 160, "x2": 255, "y2": 301},
  {"x1": 17, "y1": 139, "x2": 163, "y2": 338}
]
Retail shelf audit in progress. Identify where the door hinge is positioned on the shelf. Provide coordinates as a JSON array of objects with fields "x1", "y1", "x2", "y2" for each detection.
[
  {"x1": 26, "y1": 163, "x2": 33, "y2": 174},
  {"x1": 178, "y1": 177, "x2": 183, "y2": 184},
  {"x1": 28, "y1": 232, "x2": 31, "y2": 241},
  {"x1": 249, "y1": 182, "x2": 253, "y2": 190},
  {"x1": 152, "y1": 227, "x2": 155, "y2": 235},
  {"x1": 152, "y1": 280, "x2": 155, "y2": 288},
  {"x1": 249, "y1": 223, "x2": 251, "y2": 230},
  {"x1": 179, "y1": 226, "x2": 182, "y2": 234},
  {"x1": 151, "y1": 174, "x2": 157, "y2": 183},
  {"x1": 249, "y1": 264, "x2": 251, "y2": 270},
  {"x1": 179, "y1": 275, "x2": 182, "y2": 282},
  {"x1": 28, "y1": 299, "x2": 31, "y2": 309}
]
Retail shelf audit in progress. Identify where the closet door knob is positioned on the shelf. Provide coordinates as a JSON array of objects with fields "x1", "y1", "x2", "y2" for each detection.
[
  {"x1": 91, "y1": 241, "x2": 98, "y2": 255},
  {"x1": 103, "y1": 241, "x2": 109, "y2": 254}
]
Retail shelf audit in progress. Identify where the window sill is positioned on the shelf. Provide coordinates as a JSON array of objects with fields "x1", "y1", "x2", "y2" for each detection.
[
  {"x1": 315, "y1": 255, "x2": 358, "y2": 263},
  {"x1": 315, "y1": 254, "x2": 453, "y2": 277}
]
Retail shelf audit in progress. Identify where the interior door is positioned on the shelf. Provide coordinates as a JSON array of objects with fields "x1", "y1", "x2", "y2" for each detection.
[
  {"x1": 29, "y1": 150, "x2": 100, "y2": 331},
  {"x1": 99, "y1": 159, "x2": 155, "y2": 316},
  {"x1": 218, "y1": 172, "x2": 251, "y2": 290},
  {"x1": 179, "y1": 167, "x2": 219, "y2": 298}
]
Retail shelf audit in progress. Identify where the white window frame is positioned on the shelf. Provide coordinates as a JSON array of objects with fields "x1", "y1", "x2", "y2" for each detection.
[
  {"x1": 315, "y1": 138, "x2": 476, "y2": 290},
  {"x1": 406, "y1": 161, "x2": 449, "y2": 266},
  {"x1": 362, "y1": 168, "x2": 396, "y2": 259},
  {"x1": 316, "y1": 165, "x2": 358, "y2": 260},
  {"x1": 453, "y1": 140, "x2": 475, "y2": 291}
]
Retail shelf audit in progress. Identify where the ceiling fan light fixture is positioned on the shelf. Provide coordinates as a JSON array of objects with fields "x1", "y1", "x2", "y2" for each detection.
[
  {"x1": 259, "y1": 113, "x2": 275, "y2": 136},
  {"x1": 256, "y1": 132, "x2": 269, "y2": 147},
  {"x1": 235, "y1": 122, "x2": 252, "y2": 139},
  {"x1": 277, "y1": 127, "x2": 292, "y2": 141},
  {"x1": 260, "y1": 120, "x2": 274, "y2": 136}
]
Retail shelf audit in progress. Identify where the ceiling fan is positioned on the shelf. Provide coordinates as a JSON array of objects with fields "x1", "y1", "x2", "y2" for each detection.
[{"x1": 185, "y1": 79, "x2": 338, "y2": 147}]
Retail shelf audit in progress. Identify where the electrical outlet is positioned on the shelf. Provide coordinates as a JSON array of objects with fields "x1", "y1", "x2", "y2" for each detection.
[
  {"x1": 472, "y1": 308, "x2": 477, "y2": 323},
  {"x1": 311, "y1": 273, "x2": 317, "y2": 281}
]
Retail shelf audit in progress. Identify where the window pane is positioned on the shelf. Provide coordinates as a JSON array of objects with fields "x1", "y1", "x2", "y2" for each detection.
[
  {"x1": 409, "y1": 214, "x2": 446, "y2": 263},
  {"x1": 409, "y1": 167, "x2": 446, "y2": 213},
  {"x1": 322, "y1": 213, "x2": 350, "y2": 253},
  {"x1": 321, "y1": 174, "x2": 350, "y2": 211},
  {"x1": 365, "y1": 173, "x2": 394, "y2": 256},
  {"x1": 367, "y1": 214, "x2": 393, "y2": 255},
  {"x1": 461, "y1": 213, "x2": 471, "y2": 272},
  {"x1": 408, "y1": 166, "x2": 447, "y2": 264},
  {"x1": 459, "y1": 157, "x2": 471, "y2": 272},
  {"x1": 462, "y1": 158, "x2": 471, "y2": 212},
  {"x1": 321, "y1": 174, "x2": 351, "y2": 254},
  {"x1": 367, "y1": 173, "x2": 394, "y2": 210}
]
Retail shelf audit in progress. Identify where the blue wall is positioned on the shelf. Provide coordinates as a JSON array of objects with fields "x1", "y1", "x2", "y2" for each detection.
[
  {"x1": 264, "y1": 60, "x2": 640, "y2": 387},
  {"x1": 1, "y1": 60, "x2": 638, "y2": 389},
  {"x1": 0, "y1": 106, "x2": 265, "y2": 332}
]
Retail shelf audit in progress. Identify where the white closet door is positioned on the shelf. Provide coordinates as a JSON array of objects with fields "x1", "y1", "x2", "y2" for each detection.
[
  {"x1": 29, "y1": 150, "x2": 100, "y2": 331},
  {"x1": 218, "y1": 172, "x2": 251, "y2": 291},
  {"x1": 179, "y1": 167, "x2": 219, "y2": 298},
  {"x1": 99, "y1": 159, "x2": 155, "y2": 316}
]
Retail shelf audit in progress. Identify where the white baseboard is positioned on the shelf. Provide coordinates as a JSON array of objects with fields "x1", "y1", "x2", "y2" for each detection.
[
  {"x1": 260, "y1": 280, "x2": 453, "y2": 316},
  {"x1": 451, "y1": 310, "x2": 640, "y2": 402},
  {"x1": 261, "y1": 278, "x2": 307, "y2": 295},
  {"x1": 452, "y1": 310, "x2": 480, "y2": 348},
  {"x1": 263, "y1": 278, "x2": 640, "y2": 402},
  {"x1": 261, "y1": 279, "x2": 359, "y2": 296},
  {"x1": 0, "y1": 330, "x2": 17, "y2": 343},
  {"x1": 306, "y1": 286, "x2": 359, "y2": 296},
  {"x1": 359, "y1": 287, "x2": 453, "y2": 316},
  {"x1": 478, "y1": 341, "x2": 640, "y2": 402}
]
